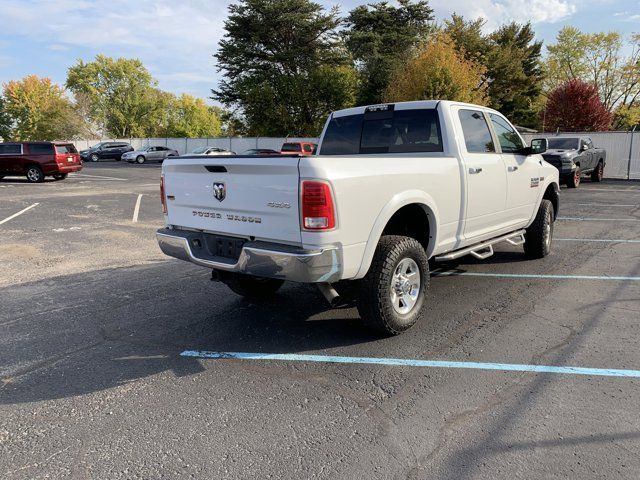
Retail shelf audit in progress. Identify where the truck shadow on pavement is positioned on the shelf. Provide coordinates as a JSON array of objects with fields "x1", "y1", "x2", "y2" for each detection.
[{"x1": 0, "y1": 262, "x2": 380, "y2": 405}]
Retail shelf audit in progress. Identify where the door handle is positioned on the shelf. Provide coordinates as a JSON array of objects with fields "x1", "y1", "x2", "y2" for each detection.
[
  {"x1": 508, "y1": 166, "x2": 518, "y2": 172},
  {"x1": 469, "y1": 167, "x2": 483, "y2": 174}
]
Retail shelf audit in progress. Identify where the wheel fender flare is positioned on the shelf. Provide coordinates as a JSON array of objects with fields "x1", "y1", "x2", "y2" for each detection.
[
  {"x1": 529, "y1": 179, "x2": 560, "y2": 225},
  {"x1": 355, "y1": 190, "x2": 439, "y2": 279}
]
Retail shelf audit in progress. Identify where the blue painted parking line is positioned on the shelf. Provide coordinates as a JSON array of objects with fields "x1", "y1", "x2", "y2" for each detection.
[
  {"x1": 555, "y1": 238, "x2": 640, "y2": 243},
  {"x1": 431, "y1": 271, "x2": 640, "y2": 281},
  {"x1": 180, "y1": 351, "x2": 640, "y2": 378},
  {"x1": 558, "y1": 217, "x2": 640, "y2": 222}
]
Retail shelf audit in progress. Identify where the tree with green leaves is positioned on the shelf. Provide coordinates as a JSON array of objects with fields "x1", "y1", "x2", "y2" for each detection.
[
  {"x1": 66, "y1": 55, "x2": 160, "y2": 137},
  {"x1": 384, "y1": 33, "x2": 487, "y2": 105},
  {"x1": 1, "y1": 75, "x2": 83, "y2": 141},
  {"x1": 162, "y1": 94, "x2": 222, "y2": 137},
  {"x1": 213, "y1": 0, "x2": 357, "y2": 136},
  {"x1": 0, "y1": 96, "x2": 12, "y2": 141},
  {"x1": 344, "y1": 0, "x2": 434, "y2": 105},
  {"x1": 546, "y1": 28, "x2": 640, "y2": 111},
  {"x1": 445, "y1": 16, "x2": 544, "y2": 127}
]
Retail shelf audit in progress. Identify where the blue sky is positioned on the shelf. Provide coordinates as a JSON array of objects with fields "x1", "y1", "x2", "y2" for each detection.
[{"x1": 0, "y1": 0, "x2": 638, "y2": 104}]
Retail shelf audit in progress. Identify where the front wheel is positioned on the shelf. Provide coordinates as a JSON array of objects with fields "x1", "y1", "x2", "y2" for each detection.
[
  {"x1": 136, "y1": 155, "x2": 145, "y2": 164},
  {"x1": 524, "y1": 199, "x2": 554, "y2": 259},
  {"x1": 566, "y1": 167, "x2": 580, "y2": 188},
  {"x1": 90, "y1": 153, "x2": 99, "y2": 162},
  {"x1": 221, "y1": 272, "x2": 284, "y2": 301},
  {"x1": 591, "y1": 162, "x2": 604, "y2": 182},
  {"x1": 357, "y1": 235, "x2": 429, "y2": 335}
]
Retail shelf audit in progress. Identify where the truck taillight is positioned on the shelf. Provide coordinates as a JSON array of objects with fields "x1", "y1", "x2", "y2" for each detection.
[
  {"x1": 301, "y1": 180, "x2": 335, "y2": 230},
  {"x1": 160, "y1": 175, "x2": 167, "y2": 214}
]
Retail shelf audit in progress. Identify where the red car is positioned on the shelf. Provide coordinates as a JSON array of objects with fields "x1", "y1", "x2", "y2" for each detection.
[
  {"x1": 0, "y1": 141, "x2": 82, "y2": 183},
  {"x1": 280, "y1": 142, "x2": 317, "y2": 156}
]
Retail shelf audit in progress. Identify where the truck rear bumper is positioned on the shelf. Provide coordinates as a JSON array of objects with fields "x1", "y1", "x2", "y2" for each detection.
[{"x1": 157, "y1": 228, "x2": 342, "y2": 283}]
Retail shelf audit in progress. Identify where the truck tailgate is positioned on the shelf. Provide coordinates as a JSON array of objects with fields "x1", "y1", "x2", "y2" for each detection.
[{"x1": 162, "y1": 156, "x2": 302, "y2": 245}]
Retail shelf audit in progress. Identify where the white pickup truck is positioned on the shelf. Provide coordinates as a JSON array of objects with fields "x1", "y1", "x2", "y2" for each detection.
[{"x1": 157, "y1": 101, "x2": 559, "y2": 335}]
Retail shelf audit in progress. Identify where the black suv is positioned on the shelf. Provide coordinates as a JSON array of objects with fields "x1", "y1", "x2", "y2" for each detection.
[{"x1": 80, "y1": 142, "x2": 134, "y2": 162}]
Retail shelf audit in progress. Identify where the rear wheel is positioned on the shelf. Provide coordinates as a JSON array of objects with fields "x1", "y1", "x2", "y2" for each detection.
[
  {"x1": 357, "y1": 235, "x2": 429, "y2": 335},
  {"x1": 26, "y1": 166, "x2": 44, "y2": 183},
  {"x1": 566, "y1": 167, "x2": 580, "y2": 188},
  {"x1": 591, "y1": 162, "x2": 604, "y2": 182},
  {"x1": 524, "y1": 199, "x2": 554, "y2": 259},
  {"x1": 53, "y1": 173, "x2": 68, "y2": 181},
  {"x1": 221, "y1": 272, "x2": 284, "y2": 300},
  {"x1": 136, "y1": 155, "x2": 146, "y2": 164}
]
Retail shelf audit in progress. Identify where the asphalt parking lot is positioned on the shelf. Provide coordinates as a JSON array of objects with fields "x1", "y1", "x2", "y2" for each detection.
[{"x1": 1, "y1": 163, "x2": 640, "y2": 479}]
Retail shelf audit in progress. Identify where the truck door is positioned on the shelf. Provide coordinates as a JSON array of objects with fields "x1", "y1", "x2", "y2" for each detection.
[
  {"x1": 455, "y1": 108, "x2": 508, "y2": 240},
  {"x1": 488, "y1": 113, "x2": 540, "y2": 226}
]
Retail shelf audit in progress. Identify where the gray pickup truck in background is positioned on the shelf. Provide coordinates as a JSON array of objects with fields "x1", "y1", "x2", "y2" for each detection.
[{"x1": 542, "y1": 136, "x2": 606, "y2": 188}]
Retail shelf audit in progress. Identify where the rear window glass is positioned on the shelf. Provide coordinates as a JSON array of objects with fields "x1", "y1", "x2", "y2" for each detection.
[
  {"x1": 320, "y1": 109, "x2": 443, "y2": 155},
  {"x1": 29, "y1": 143, "x2": 54, "y2": 155},
  {"x1": 0, "y1": 144, "x2": 22, "y2": 154},
  {"x1": 281, "y1": 143, "x2": 301, "y2": 152},
  {"x1": 55, "y1": 144, "x2": 78, "y2": 154}
]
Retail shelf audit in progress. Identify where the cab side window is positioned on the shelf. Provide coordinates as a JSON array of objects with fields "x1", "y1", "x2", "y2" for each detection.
[
  {"x1": 489, "y1": 114, "x2": 524, "y2": 153},
  {"x1": 458, "y1": 110, "x2": 495, "y2": 153}
]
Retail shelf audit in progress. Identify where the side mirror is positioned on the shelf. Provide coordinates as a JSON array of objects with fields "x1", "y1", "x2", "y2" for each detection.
[
  {"x1": 582, "y1": 144, "x2": 589, "y2": 151},
  {"x1": 529, "y1": 138, "x2": 547, "y2": 155}
]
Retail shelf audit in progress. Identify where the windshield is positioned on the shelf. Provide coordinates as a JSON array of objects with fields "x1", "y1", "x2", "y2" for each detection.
[
  {"x1": 192, "y1": 147, "x2": 208, "y2": 154},
  {"x1": 548, "y1": 138, "x2": 579, "y2": 150}
]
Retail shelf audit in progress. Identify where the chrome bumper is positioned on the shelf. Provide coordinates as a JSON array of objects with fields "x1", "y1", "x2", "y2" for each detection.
[{"x1": 156, "y1": 228, "x2": 342, "y2": 283}]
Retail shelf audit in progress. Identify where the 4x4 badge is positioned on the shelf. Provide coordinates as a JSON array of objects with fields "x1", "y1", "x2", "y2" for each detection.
[{"x1": 213, "y1": 182, "x2": 226, "y2": 202}]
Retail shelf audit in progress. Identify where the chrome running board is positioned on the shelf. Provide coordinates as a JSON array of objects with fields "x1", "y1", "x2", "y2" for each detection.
[{"x1": 435, "y1": 230, "x2": 526, "y2": 262}]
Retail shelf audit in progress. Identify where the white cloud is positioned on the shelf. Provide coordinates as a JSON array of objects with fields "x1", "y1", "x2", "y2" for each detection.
[
  {"x1": 430, "y1": 0, "x2": 577, "y2": 30},
  {"x1": 0, "y1": 0, "x2": 580, "y2": 99},
  {"x1": 0, "y1": 0, "x2": 232, "y2": 100}
]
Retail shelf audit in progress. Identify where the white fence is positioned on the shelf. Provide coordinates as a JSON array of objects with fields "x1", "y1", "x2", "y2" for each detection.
[
  {"x1": 522, "y1": 131, "x2": 639, "y2": 180},
  {"x1": 72, "y1": 131, "x2": 639, "y2": 180},
  {"x1": 73, "y1": 137, "x2": 319, "y2": 156}
]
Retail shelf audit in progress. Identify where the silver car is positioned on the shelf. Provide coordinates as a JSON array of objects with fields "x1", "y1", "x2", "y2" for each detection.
[
  {"x1": 191, "y1": 147, "x2": 236, "y2": 156},
  {"x1": 122, "y1": 146, "x2": 179, "y2": 164}
]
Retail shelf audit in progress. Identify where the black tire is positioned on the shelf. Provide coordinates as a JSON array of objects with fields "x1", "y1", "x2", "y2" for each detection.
[
  {"x1": 26, "y1": 166, "x2": 44, "y2": 183},
  {"x1": 90, "y1": 153, "x2": 99, "y2": 162},
  {"x1": 136, "y1": 155, "x2": 145, "y2": 164},
  {"x1": 356, "y1": 235, "x2": 429, "y2": 335},
  {"x1": 221, "y1": 272, "x2": 284, "y2": 300},
  {"x1": 591, "y1": 162, "x2": 604, "y2": 182},
  {"x1": 566, "y1": 166, "x2": 580, "y2": 188},
  {"x1": 0, "y1": 175, "x2": 4, "y2": 180},
  {"x1": 53, "y1": 173, "x2": 68, "y2": 181},
  {"x1": 524, "y1": 199, "x2": 554, "y2": 259}
]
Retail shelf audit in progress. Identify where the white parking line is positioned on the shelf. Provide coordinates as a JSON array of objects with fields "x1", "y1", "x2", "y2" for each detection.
[
  {"x1": 556, "y1": 238, "x2": 640, "y2": 243},
  {"x1": 0, "y1": 203, "x2": 39, "y2": 225},
  {"x1": 558, "y1": 217, "x2": 640, "y2": 222},
  {"x1": 577, "y1": 188, "x2": 640, "y2": 193},
  {"x1": 132, "y1": 194, "x2": 143, "y2": 223},
  {"x1": 573, "y1": 203, "x2": 637, "y2": 208},
  {"x1": 181, "y1": 351, "x2": 640, "y2": 379},
  {"x1": 432, "y1": 271, "x2": 640, "y2": 281},
  {"x1": 70, "y1": 173, "x2": 127, "y2": 181}
]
